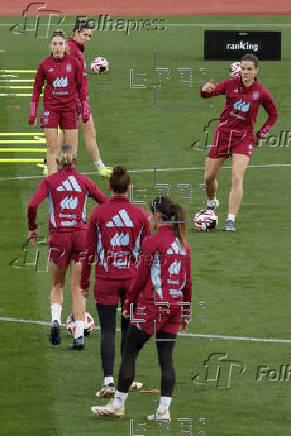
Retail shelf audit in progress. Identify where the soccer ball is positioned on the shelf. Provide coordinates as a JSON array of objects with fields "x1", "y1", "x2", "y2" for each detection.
[
  {"x1": 229, "y1": 62, "x2": 241, "y2": 78},
  {"x1": 193, "y1": 209, "x2": 218, "y2": 231},
  {"x1": 90, "y1": 57, "x2": 109, "y2": 74},
  {"x1": 66, "y1": 312, "x2": 95, "y2": 336}
]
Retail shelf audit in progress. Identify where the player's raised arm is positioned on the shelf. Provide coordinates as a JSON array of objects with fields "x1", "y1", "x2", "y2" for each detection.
[{"x1": 200, "y1": 79, "x2": 228, "y2": 98}]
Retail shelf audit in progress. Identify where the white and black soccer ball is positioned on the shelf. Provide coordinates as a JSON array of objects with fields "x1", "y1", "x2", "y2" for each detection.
[
  {"x1": 229, "y1": 62, "x2": 241, "y2": 78},
  {"x1": 193, "y1": 209, "x2": 218, "y2": 231},
  {"x1": 66, "y1": 312, "x2": 95, "y2": 336},
  {"x1": 90, "y1": 57, "x2": 109, "y2": 74}
]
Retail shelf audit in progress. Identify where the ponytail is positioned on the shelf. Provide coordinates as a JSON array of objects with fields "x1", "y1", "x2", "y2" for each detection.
[
  {"x1": 172, "y1": 204, "x2": 186, "y2": 249},
  {"x1": 151, "y1": 197, "x2": 187, "y2": 248}
]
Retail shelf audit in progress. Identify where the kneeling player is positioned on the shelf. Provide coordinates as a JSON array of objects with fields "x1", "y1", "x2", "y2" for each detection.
[{"x1": 90, "y1": 197, "x2": 192, "y2": 421}]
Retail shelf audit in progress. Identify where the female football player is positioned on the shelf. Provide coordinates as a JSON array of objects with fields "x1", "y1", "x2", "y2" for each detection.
[
  {"x1": 90, "y1": 196, "x2": 192, "y2": 422},
  {"x1": 27, "y1": 144, "x2": 107, "y2": 349},
  {"x1": 63, "y1": 20, "x2": 112, "y2": 178},
  {"x1": 29, "y1": 29, "x2": 90, "y2": 175},
  {"x1": 81, "y1": 166, "x2": 151, "y2": 397},
  {"x1": 200, "y1": 53, "x2": 278, "y2": 230}
]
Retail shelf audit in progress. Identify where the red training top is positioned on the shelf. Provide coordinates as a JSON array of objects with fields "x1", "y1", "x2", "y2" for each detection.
[
  {"x1": 200, "y1": 77, "x2": 278, "y2": 139},
  {"x1": 28, "y1": 167, "x2": 107, "y2": 231},
  {"x1": 124, "y1": 225, "x2": 192, "y2": 312},
  {"x1": 81, "y1": 196, "x2": 151, "y2": 284},
  {"x1": 67, "y1": 38, "x2": 88, "y2": 96},
  {"x1": 32, "y1": 53, "x2": 86, "y2": 111}
]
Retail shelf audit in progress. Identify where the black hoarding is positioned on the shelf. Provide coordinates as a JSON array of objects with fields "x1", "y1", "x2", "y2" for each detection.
[{"x1": 204, "y1": 30, "x2": 281, "y2": 61}]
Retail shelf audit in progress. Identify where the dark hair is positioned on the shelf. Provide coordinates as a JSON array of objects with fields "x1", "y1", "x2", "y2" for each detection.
[
  {"x1": 109, "y1": 166, "x2": 130, "y2": 193},
  {"x1": 150, "y1": 196, "x2": 187, "y2": 248},
  {"x1": 73, "y1": 20, "x2": 93, "y2": 33},
  {"x1": 241, "y1": 53, "x2": 259, "y2": 68},
  {"x1": 50, "y1": 28, "x2": 67, "y2": 41}
]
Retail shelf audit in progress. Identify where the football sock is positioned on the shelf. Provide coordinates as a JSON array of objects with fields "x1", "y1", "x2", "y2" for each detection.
[
  {"x1": 75, "y1": 320, "x2": 85, "y2": 339},
  {"x1": 207, "y1": 199, "x2": 216, "y2": 207},
  {"x1": 95, "y1": 160, "x2": 105, "y2": 170},
  {"x1": 104, "y1": 376, "x2": 114, "y2": 386},
  {"x1": 227, "y1": 214, "x2": 236, "y2": 222},
  {"x1": 112, "y1": 390, "x2": 128, "y2": 408},
  {"x1": 159, "y1": 396, "x2": 172, "y2": 411},
  {"x1": 51, "y1": 303, "x2": 62, "y2": 324}
]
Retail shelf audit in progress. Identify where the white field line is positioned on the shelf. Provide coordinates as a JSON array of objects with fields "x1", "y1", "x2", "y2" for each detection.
[
  {"x1": 0, "y1": 163, "x2": 291, "y2": 182},
  {"x1": 1, "y1": 316, "x2": 291, "y2": 343}
]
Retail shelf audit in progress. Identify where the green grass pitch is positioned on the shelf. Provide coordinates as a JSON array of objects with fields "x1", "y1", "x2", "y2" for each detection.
[{"x1": 1, "y1": 14, "x2": 291, "y2": 436}]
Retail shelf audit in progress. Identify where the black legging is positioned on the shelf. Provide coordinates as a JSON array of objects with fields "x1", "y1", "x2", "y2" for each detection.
[
  {"x1": 118, "y1": 324, "x2": 176, "y2": 397},
  {"x1": 96, "y1": 298, "x2": 133, "y2": 377}
]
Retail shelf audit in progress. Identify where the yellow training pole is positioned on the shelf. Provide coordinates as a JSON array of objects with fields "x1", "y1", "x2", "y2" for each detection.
[
  {"x1": 0, "y1": 148, "x2": 47, "y2": 152},
  {"x1": 0, "y1": 94, "x2": 43, "y2": 97},
  {"x1": 0, "y1": 140, "x2": 46, "y2": 144},
  {"x1": 0, "y1": 80, "x2": 34, "y2": 82},
  {"x1": 0, "y1": 86, "x2": 33, "y2": 89},
  {"x1": 0, "y1": 158, "x2": 44, "y2": 163},
  {"x1": 0, "y1": 133, "x2": 45, "y2": 136},
  {"x1": 0, "y1": 70, "x2": 37, "y2": 73}
]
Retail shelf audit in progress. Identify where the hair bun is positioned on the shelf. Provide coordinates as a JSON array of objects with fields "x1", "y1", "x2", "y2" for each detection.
[{"x1": 113, "y1": 166, "x2": 127, "y2": 177}]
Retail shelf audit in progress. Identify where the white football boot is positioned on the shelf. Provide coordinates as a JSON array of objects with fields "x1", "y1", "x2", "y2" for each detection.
[
  {"x1": 147, "y1": 407, "x2": 171, "y2": 423},
  {"x1": 95, "y1": 383, "x2": 115, "y2": 398},
  {"x1": 91, "y1": 401, "x2": 125, "y2": 417}
]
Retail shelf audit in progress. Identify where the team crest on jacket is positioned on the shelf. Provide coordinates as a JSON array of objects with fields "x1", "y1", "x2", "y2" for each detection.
[
  {"x1": 252, "y1": 91, "x2": 259, "y2": 100},
  {"x1": 66, "y1": 63, "x2": 72, "y2": 73}
]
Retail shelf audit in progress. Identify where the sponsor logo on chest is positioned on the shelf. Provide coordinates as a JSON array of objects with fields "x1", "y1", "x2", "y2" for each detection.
[{"x1": 53, "y1": 77, "x2": 68, "y2": 88}]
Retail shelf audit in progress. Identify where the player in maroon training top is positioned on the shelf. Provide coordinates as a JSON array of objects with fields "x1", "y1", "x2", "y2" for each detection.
[
  {"x1": 91, "y1": 196, "x2": 192, "y2": 421},
  {"x1": 81, "y1": 166, "x2": 151, "y2": 397},
  {"x1": 29, "y1": 29, "x2": 90, "y2": 176},
  {"x1": 28, "y1": 144, "x2": 107, "y2": 349},
  {"x1": 200, "y1": 53, "x2": 278, "y2": 231},
  {"x1": 64, "y1": 20, "x2": 112, "y2": 178}
]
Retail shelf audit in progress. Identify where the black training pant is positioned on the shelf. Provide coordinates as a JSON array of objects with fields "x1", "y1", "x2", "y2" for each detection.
[
  {"x1": 96, "y1": 295, "x2": 129, "y2": 377},
  {"x1": 118, "y1": 324, "x2": 177, "y2": 397}
]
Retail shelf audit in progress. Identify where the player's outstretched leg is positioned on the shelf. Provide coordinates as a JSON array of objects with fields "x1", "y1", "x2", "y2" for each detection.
[
  {"x1": 226, "y1": 154, "x2": 249, "y2": 231},
  {"x1": 204, "y1": 157, "x2": 225, "y2": 210}
]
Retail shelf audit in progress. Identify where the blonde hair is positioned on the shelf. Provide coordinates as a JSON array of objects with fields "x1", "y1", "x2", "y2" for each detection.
[{"x1": 57, "y1": 144, "x2": 77, "y2": 167}]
